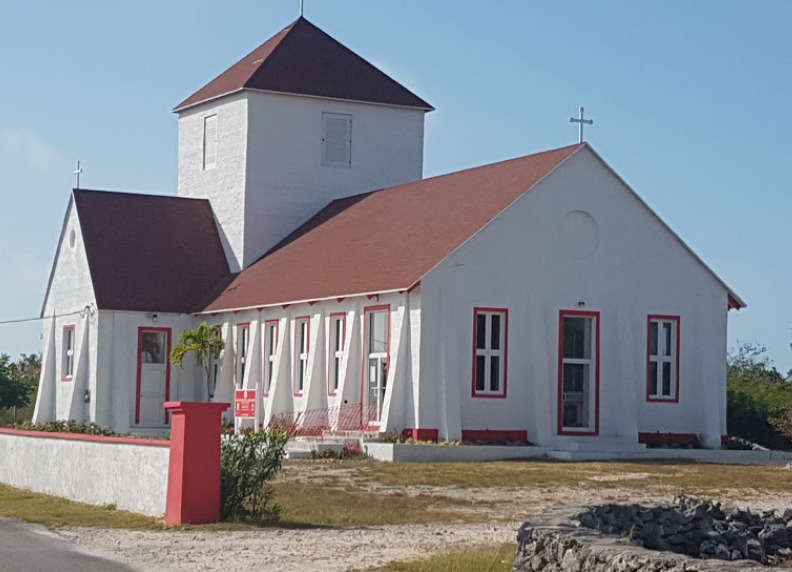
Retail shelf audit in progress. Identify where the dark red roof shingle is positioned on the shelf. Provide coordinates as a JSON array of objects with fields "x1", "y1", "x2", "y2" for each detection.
[
  {"x1": 204, "y1": 144, "x2": 583, "y2": 312},
  {"x1": 175, "y1": 17, "x2": 433, "y2": 112},
  {"x1": 73, "y1": 190, "x2": 230, "y2": 313}
]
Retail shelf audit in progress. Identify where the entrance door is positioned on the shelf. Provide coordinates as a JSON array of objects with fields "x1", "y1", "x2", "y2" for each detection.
[
  {"x1": 558, "y1": 311, "x2": 599, "y2": 435},
  {"x1": 364, "y1": 308, "x2": 389, "y2": 424},
  {"x1": 136, "y1": 328, "x2": 171, "y2": 427}
]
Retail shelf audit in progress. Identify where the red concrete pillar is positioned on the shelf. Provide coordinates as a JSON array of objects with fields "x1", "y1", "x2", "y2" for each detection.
[{"x1": 164, "y1": 401, "x2": 230, "y2": 525}]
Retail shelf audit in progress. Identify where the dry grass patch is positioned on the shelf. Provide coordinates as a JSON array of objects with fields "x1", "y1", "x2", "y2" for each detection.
[
  {"x1": 271, "y1": 481, "x2": 499, "y2": 526},
  {"x1": 349, "y1": 460, "x2": 792, "y2": 495},
  {"x1": 0, "y1": 484, "x2": 163, "y2": 529},
  {"x1": 362, "y1": 543, "x2": 517, "y2": 572}
]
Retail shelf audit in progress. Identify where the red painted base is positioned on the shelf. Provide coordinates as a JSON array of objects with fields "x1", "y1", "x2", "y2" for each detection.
[
  {"x1": 638, "y1": 432, "x2": 700, "y2": 448},
  {"x1": 461, "y1": 429, "x2": 528, "y2": 443},
  {"x1": 401, "y1": 428, "x2": 439, "y2": 442}
]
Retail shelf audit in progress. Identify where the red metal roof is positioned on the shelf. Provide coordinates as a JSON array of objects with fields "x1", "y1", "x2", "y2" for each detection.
[
  {"x1": 73, "y1": 190, "x2": 231, "y2": 313},
  {"x1": 204, "y1": 144, "x2": 583, "y2": 312},
  {"x1": 174, "y1": 17, "x2": 433, "y2": 112}
]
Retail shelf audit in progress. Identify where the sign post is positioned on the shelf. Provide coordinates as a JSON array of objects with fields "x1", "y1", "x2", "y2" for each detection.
[{"x1": 234, "y1": 384, "x2": 261, "y2": 433}]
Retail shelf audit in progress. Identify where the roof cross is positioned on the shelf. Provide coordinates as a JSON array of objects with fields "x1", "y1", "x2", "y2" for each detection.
[
  {"x1": 569, "y1": 106, "x2": 593, "y2": 143},
  {"x1": 73, "y1": 160, "x2": 83, "y2": 189},
  {"x1": 300, "y1": 0, "x2": 304, "y2": 17}
]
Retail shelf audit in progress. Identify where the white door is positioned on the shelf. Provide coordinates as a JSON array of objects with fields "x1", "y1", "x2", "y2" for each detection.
[
  {"x1": 136, "y1": 329, "x2": 170, "y2": 427},
  {"x1": 365, "y1": 310, "x2": 389, "y2": 424},
  {"x1": 559, "y1": 313, "x2": 599, "y2": 435}
]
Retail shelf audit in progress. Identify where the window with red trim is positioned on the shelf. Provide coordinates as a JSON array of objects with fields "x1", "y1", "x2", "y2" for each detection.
[
  {"x1": 263, "y1": 320, "x2": 278, "y2": 395},
  {"x1": 329, "y1": 313, "x2": 345, "y2": 395},
  {"x1": 235, "y1": 323, "x2": 250, "y2": 389},
  {"x1": 472, "y1": 308, "x2": 508, "y2": 397},
  {"x1": 294, "y1": 317, "x2": 310, "y2": 395},
  {"x1": 62, "y1": 325, "x2": 75, "y2": 381},
  {"x1": 647, "y1": 316, "x2": 680, "y2": 401}
]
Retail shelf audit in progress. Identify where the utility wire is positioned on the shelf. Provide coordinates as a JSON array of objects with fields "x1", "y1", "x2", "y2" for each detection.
[{"x1": 0, "y1": 306, "x2": 95, "y2": 326}]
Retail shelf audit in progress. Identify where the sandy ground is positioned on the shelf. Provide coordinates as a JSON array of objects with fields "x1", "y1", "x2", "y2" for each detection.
[{"x1": 53, "y1": 463, "x2": 792, "y2": 572}]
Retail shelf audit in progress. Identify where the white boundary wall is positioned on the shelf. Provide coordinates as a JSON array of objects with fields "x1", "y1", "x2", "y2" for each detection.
[{"x1": 0, "y1": 430, "x2": 169, "y2": 516}]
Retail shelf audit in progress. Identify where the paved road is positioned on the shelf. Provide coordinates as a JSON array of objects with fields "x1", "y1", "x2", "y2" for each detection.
[{"x1": 0, "y1": 517, "x2": 137, "y2": 572}]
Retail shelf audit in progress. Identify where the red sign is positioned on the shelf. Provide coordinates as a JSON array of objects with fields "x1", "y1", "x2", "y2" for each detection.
[{"x1": 234, "y1": 389, "x2": 257, "y2": 418}]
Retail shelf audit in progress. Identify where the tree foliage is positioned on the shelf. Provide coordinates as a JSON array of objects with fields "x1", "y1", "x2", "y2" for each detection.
[
  {"x1": 170, "y1": 321, "x2": 224, "y2": 399},
  {"x1": 0, "y1": 354, "x2": 38, "y2": 412},
  {"x1": 727, "y1": 342, "x2": 792, "y2": 450}
]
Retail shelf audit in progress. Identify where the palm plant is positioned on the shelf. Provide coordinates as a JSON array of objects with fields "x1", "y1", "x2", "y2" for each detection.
[{"x1": 171, "y1": 321, "x2": 225, "y2": 400}]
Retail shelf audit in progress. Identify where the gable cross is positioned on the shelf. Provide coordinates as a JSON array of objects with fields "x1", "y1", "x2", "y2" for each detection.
[
  {"x1": 569, "y1": 106, "x2": 593, "y2": 143},
  {"x1": 73, "y1": 160, "x2": 83, "y2": 189}
]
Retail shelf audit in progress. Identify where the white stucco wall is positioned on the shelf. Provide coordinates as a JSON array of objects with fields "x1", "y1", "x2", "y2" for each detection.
[
  {"x1": 0, "y1": 431, "x2": 169, "y2": 516},
  {"x1": 34, "y1": 198, "x2": 98, "y2": 425},
  {"x1": 177, "y1": 90, "x2": 425, "y2": 271},
  {"x1": 177, "y1": 94, "x2": 249, "y2": 272},
  {"x1": 419, "y1": 146, "x2": 732, "y2": 448}
]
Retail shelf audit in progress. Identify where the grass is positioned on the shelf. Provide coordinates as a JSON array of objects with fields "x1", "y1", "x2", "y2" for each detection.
[
  {"x1": 0, "y1": 484, "x2": 163, "y2": 529},
  {"x1": 270, "y1": 482, "x2": 496, "y2": 526},
  {"x1": 362, "y1": 544, "x2": 517, "y2": 572},
  {"x1": 344, "y1": 459, "x2": 792, "y2": 494}
]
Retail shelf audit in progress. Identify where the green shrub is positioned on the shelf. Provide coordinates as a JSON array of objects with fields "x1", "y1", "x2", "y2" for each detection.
[
  {"x1": 13, "y1": 420, "x2": 117, "y2": 436},
  {"x1": 221, "y1": 429, "x2": 289, "y2": 522}
]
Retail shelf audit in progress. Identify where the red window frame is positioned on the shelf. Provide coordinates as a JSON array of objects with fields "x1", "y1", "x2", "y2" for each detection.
[
  {"x1": 235, "y1": 323, "x2": 250, "y2": 389},
  {"x1": 646, "y1": 315, "x2": 681, "y2": 403},
  {"x1": 293, "y1": 317, "x2": 310, "y2": 396},
  {"x1": 557, "y1": 310, "x2": 600, "y2": 437},
  {"x1": 328, "y1": 312, "x2": 346, "y2": 396},
  {"x1": 471, "y1": 307, "x2": 509, "y2": 398},
  {"x1": 61, "y1": 324, "x2": 76, "y2": 381},
  {"x1": 360, "y1": 304, "x2": 391, "y2": 426},
  {"x1": 262, "y1": 319, "x2": 279, "y2": 397}
]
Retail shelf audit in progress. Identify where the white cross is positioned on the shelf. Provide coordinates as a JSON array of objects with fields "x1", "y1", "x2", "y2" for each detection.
[
  {"x1": 73, "y1": 160, "x2": 83, "y2": 189},
  {"x1": 569, "y1": 106, "x2": 593, "y2": 143}
]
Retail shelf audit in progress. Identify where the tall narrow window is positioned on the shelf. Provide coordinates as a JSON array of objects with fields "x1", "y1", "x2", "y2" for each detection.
[
  {"x1": 236, "y1": 323, "x2": 249, "y2": 389},
  {"x1": 321, "y1": 113, "x2": 352, "y2": 168},
  {"x1": 558, "y1": 311, "x2": 600, "y2": 435},
  {"x1": 364, "y1": 306, "x2": 390, "y2": 423},
  {"x1": 62, "y1": 325, "x2": 75, "y2": 381},
  {"x1": 472, "y1": 308, "x2": 508, "y2": 397},
  {"x1": 294, "y1": 317, "x2": 310, "y2": 395},
  {"x1": 203, "y1": 114, "x2": 218, "y2": 170},
  {"x1": 328, "y1": 313, "x2": 346, "y2": 395},
  {"x1": 647, "y1": 315, "x2": 680, "y2": 402},
  {"x1": 263, "y1": 320, "x2": 279, "y2": 396}
]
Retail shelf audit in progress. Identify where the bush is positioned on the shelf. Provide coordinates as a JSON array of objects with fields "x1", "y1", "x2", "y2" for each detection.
[
  {"x1": 13, "y1": 420, "x2": 117, "y2": 436},
  {"x1": 221, "y1": 429, "x2": 289, "y2": 522}
]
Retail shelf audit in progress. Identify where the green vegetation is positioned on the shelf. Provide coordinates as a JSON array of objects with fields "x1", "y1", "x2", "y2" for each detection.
[
  {"x1": 727, "y1": 342, "x2": 792, "y2": 450},
  {"x1": 12, "y1": 420, "x2": 117, "y2": 436},
  {"x1": 363, "y1": 544, "x2": 516, "y2": 572},
  {"x1": 171, "y1": 321, "x2": 224, "y2": 399},
  {"x1": 0, "y1": 484, "x2": 162, "y2": 529},
  {"x1": 0, "y1": 353, "x2": 40, "y2": 425},
  {"x1": 221, "y1": 429, "x2": 289, "y2": 522}
]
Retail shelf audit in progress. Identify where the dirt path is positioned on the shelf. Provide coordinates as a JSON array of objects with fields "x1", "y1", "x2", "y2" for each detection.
[{"x1": 53, "y1": 462, "x2": 792, "y2": 572}]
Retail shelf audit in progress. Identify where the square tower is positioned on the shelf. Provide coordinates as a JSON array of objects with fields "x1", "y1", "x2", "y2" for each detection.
[{"x1": 174, "y1": 17, "x2": 433, "y2": 272}]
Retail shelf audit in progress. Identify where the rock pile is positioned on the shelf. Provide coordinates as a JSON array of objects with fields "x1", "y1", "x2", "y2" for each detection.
[{"x1": 575, "y1": 496, "x2": 792, "y2": 566}]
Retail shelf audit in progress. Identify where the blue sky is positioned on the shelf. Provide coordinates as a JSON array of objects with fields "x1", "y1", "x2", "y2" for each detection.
[{"x1": 0, "y1": 1, "x2": 790, "y2": 370}]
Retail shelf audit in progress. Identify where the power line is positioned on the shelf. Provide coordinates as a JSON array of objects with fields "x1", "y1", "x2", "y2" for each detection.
[{"x1": 0, "y1": 306, "x2": 96, "y2": 327}]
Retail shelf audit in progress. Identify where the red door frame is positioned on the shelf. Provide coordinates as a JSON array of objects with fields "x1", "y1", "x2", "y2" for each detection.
[
  {"x1": 360, "y1": 305, "x2": 391, "y2": 428},
  {"x1": 135, "y1": 326, "x2": 172, "y2": 426},
  {"x1": 557, "y1": 310, "x2": 600, "y2": 437}
]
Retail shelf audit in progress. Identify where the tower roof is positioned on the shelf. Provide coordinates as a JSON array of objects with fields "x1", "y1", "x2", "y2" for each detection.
[{"x1": 174, "y1": 17, "x2": 433, "y2": 112}]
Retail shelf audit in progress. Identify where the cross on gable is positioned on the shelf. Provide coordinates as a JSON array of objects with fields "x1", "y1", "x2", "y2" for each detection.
[{"x1": 569, "y1": 107, "x2": 593, "y2": 143}]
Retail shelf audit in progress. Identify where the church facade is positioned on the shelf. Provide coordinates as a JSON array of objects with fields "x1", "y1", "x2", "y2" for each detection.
[{"x1": 33, "y1": 17, "x2": 744, "y2": 450}]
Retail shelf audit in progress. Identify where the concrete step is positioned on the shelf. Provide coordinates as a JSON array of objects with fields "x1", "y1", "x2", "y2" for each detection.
[{"x1": 551, "y1": 437, "x2": 647, "y2": 453}]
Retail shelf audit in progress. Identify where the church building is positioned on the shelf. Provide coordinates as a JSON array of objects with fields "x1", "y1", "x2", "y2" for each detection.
[{"x1": 33, "y1": 17, "x2": 744, "y2": 450}]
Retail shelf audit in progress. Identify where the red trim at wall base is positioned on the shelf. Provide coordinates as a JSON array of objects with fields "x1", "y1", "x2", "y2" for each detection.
[
  {"x1": 461, "y1": 429, "x2": 528, "y2": 443},
  {"x1": 638, "y1": 432, "x2": 700, "y2": 448},
  {"x1": 401, "y1": 428, "x2": 439, "y2": 442}
]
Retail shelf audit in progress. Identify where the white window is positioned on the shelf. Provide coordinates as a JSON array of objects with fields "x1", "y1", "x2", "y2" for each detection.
[
  {"x1": 329, "y1": 314, "x2": 346, "y2": 395},
  {"x1": 236, "y1": 323, "x2": 249, "y2": 388},
  {"x1": 472, "y1": 309, "x2": 508, "y2": 397},
  {"x1": 647, "y1": 316, "x2": 679, "y2": 401},
  {"x1": 62, "y1": 325, "x2": 75, "y2": 380},
  {"x1": 203, "y1": 114, "x2": 218, "y2": 170},
  {"x1": 321, "y1": 113, "x2": 351, "y2": 168},
  {"x1": 263, "y1": 321, "x2": 278, "y2": 395},
  {"x1": 295, "y1": 318, "x2": 310, "y2": 395}
]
